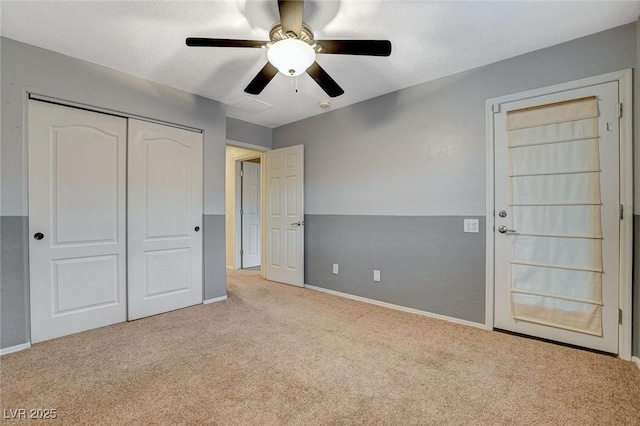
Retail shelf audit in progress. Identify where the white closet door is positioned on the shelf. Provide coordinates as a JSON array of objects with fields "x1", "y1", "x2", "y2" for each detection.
[
  {"x1": 265, "y1": 145, "x2": 304, "y2": 286},
  {"x1": 28, "y1": 100, "x2": 127, "y2": 343},
  {"x1": 241, "y1": 161, "x2": 261, "y2": 268},
  {"x1": 127, "y1": 119, "x2": 203, "y2": 320}
]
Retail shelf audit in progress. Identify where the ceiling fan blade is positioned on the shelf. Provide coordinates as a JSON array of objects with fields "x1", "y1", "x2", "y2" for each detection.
[
  {"x1": 278, "y1": 0, "x2": 304, "y2": 38},
  {"x1": 306, "y1": 62, "x2": 344, "y2": 98},
  {"x1": 186, "y1": 38, "x2": 267, "y2": 48},
  {"x1": 244, "y1": 62, "x2": 279, "y2": 95},
  {"x1": 315, "y1": 40, "x2": 392, "y2": 56}
]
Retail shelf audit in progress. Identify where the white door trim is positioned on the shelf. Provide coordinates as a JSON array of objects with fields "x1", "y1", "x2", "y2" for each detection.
[
  {"x1": 485, "y1": 69, "x2": 633, "y2": 360},
  {"x1": 226, "y1": 139, "x2": 270, "y2": 152}
]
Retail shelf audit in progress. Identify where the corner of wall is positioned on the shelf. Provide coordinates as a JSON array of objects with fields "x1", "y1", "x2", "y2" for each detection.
[{"x1": 634, "y1": 16, "x2": 640, "y2": 358}]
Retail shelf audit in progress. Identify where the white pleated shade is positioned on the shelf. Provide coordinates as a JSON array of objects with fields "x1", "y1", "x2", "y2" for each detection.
[{"x1": 506, "y1": 96, "x2": 603, "y2": 336}]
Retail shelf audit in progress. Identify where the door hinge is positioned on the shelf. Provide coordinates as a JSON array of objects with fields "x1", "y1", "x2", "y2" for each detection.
[
  {"x1": 617, "y1": 103, "x2": 623, "y2": 119},
  {"x1": 619, "y1": 204, "x2": 623, "y2": 220},
  {"x1": 240, "y1": 209, "x2": 243, "y2": 215},
  {"x1": 239, "y1": 170, "x2": 244, "y2": 177},
  {"x1": 491, "y1": 104, "x2": 500, "y2": 113},
  {"x1": 619, "y1": 309, "x2": 623, "y2": 324},
  {"x1": 240, "y1": 249, "x2": 244, "y2": 256}
]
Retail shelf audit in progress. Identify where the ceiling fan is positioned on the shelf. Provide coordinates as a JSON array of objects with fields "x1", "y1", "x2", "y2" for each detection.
[{"x1": 186, "y1": 0, "x2": 392, "y2": 98}]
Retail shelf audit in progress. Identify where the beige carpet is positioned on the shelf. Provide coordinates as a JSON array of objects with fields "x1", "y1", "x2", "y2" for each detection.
[{"x1": 1, "y1": 269, "x2": 639, "y2": 425}]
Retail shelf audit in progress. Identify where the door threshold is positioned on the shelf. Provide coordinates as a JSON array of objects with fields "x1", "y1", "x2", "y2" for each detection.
[{"x1": 493, "y1": 328, "x2": 617, "y2": 357}]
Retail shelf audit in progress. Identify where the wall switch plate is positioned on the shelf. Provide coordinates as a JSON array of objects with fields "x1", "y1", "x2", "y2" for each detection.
[
  {"x1": 332, "y1": 264, "x2": 339, "y2": 275},
  {"x1": 373, "y1": 270, "x2": 381, "y2": 282},
  {"x1": 464, "y1": 219, "x2": 479, "y2": 233}
]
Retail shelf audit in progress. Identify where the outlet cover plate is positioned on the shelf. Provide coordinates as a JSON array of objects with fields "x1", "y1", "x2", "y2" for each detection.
[{"x1": 464, "y1": 219, "x2": 479, "y2": 233}]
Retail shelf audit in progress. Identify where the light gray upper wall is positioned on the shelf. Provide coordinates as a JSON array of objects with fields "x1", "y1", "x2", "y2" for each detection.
[
  {"x1": 273, "y1": 24, "x2": 636, "y2": 216},
  {"x1": 1, "y1": 37, "x2": 226, "y2": 216},
  {"x1": 226, "y1": 117, "x2": 272, "y2": 149}
]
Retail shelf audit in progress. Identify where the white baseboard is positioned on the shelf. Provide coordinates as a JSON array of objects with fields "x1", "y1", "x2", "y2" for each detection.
[
  {"x1": 633, "y1": 356, "x2": 640, "y2": 370},
  {"x1": 203, "y1": 295, "x2": 228, "y2": 305},
  {"x1": 304, "y1": 284, "x2": 487, "y2": 330},
  {"x1": 1, "y1": 342, "x2": 31, "y2": 356}
]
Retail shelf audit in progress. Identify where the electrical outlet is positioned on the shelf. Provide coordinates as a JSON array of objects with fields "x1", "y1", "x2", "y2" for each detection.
[
  {"x1": 464, "y1": 219, "x2": 479, "y2": 233},
  {"x1": 373, "y1": 270, "x2": 381, "y2": 282},
  {"x1": 332, "y1": 264, "x2": 339, "y2": 275}
]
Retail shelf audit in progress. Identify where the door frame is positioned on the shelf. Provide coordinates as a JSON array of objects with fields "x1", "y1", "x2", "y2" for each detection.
[
  {"x1": 485, "y1": 69, "x2": 633, "y2": 360},
  {"x1": 234, "y1": 155, "x2": 262, "y2": 269},
  {"x1": 226, "y1": 140, "x2": 269, "y2": 274}
]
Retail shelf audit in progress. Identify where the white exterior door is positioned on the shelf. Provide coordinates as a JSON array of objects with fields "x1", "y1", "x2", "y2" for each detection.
[
  {"x1": 241, "y1": 161, "x2": 261, "y2": 268},
  {"x1": 265, "y1": 145, "x2": 304, "y2": 286},
  {"x1": 127, "y1": 119, "x2": 203, "y2": 320},
  {"x1": 494, "y1": 82, "x2": 620, "y2": 353},
  {"x1": 28, "y1": 100, "x2": 127, "y2": 343}
]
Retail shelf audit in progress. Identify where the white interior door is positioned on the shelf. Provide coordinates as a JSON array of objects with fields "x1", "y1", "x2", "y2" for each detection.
[
  {"x1": 28, "y1": 100, "x2": 127, "y2": 343},
  {"x1": 265, "y1": 145, "x2": 304, "y2": 286},
  {"x1": 494, "y1": 82, "x2": 620, "y2": 353},
  {"x1": 127, "y1": 119, "x2": 203, "y2": 320},
  {"x1": 241, "y1": 160, "x2": 261, "y2": 268}
]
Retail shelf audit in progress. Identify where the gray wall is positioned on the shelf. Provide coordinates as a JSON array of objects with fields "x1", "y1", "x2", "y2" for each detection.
[
  {"x1": 635, "y1": 19, "x2": 640, "y2": 358},
  {"x1": 226, "y1": 117, "x2": 272, "y2": 149},
  {"x1": 306, "y1": 215, "x2": 485, "y2": 323},
  {"x1": 1, "y1": 217, "x2": 29, "y2": 348},
  {"x1": 0, "y1": 37, "x2": 227, "y2": 349},
  {"x1": 274, "y1": 24, "x2": 638, "y2": 332},
  {"x1": 634, "y1": 217, "x2": 640, "y2": 357}
]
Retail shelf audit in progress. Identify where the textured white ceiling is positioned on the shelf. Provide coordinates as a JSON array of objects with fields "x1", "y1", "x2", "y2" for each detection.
[{"x1": 2, "y1": 1, "x2": 639, "y2": 128}]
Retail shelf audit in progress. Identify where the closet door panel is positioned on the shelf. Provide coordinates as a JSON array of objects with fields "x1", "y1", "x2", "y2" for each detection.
[
  {"x1": 28, "y1": 100, "x2": 127, "y2": 343},
  {"x1": 127, "y1": 119, "x2": 203, "y2": 320}
]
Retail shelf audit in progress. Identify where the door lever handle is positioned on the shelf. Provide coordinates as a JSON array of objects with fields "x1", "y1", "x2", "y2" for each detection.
[
  {"x1": 290, "y1": 221, "x2": 304, "y2": 227},
  {"x1": 497, "y1": 225, "x2": 516, "y2": 234}
]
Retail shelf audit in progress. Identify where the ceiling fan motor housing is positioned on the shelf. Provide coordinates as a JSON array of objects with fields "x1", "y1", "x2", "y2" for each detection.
[{"x1": 270, "y1": 22, "x2": 316, "y2": 45}]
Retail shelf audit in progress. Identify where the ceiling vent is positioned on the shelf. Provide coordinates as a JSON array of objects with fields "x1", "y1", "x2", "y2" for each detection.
[{"x1": 228, "y1": 97, "x2": 273, "y2": 114}]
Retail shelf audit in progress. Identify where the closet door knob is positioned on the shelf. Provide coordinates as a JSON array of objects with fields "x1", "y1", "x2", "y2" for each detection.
[
  {"x1": 34, "y1": 232, "x2": 44, "y2": 240},
  {"x1": 194, "y1": 226, "x2": 200, "y2": 232}
]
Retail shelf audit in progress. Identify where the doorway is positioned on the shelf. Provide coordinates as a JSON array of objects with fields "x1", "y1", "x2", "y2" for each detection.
[
  {"x1": 225, "y1": 143, "x2": 306, "y2": 287},
  {"x1": 225, "y1": 145, "x2": 264, "y2": 270}
]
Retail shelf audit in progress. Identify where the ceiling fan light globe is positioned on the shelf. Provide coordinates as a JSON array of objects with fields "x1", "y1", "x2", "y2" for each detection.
[{"x1": 267, "y1": 39, "x2": 316, "y2": 77}]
